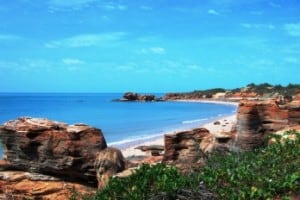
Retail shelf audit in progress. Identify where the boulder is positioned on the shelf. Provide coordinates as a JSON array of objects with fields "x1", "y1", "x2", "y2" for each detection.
[
  {"x1": 94, "y1": 147, "x2": 126, "y2": 189},
  {"x1": 0, "y1": 117, "x2": 107, "y2": 185},
  {"x1": 162, "y1": 128, "x2": 214, "y2": 172},
  {"x1": 123, "y1": 92, "x2": 138, "y2": 101},
  {"x1": 138, "y1": 94, "x2": 156, "y2": 101},
  {"x1": 0, "y1": 171, "x2": 95, "y2": 200}
]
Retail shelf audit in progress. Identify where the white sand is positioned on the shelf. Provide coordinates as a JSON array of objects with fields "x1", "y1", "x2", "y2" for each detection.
[
  {"x1": 173, "y1": 99, "x2": 239, "y2": 106},
  {"x1": 120, "y1": 113, "x2": 237, "y2": 158}
]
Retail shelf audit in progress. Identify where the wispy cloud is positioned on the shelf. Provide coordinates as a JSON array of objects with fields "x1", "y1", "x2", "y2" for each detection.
[
  {"x1": 137, "y1": 47, "x2": 166, "y2": 55},
  {"x1": 0, "y1": 34, "x2": 22, "y2": 41},
  {"x1": 150, "y1": 47, "x2": 165, "y2": 54},
  {"x1": 48, "y1": 0, "x2": 96, "y2": 10},
  {"x1": 284, "y1": 23, "x2": 300, "y2": 37},
  {"x1": 45, "y1": 32, "x2": 127, "y2": 48},
  {"x1": 1, "y1": 59, "x2": 55, "y2": 71},
  {"x1": 48, "y1": 0, "x2": 127, "y2": 11},
  {"x1": 100, "y1": 3, "x2": 127, "y2": 11},
  {"x1": 241, "y1": 23, "x2": 275, "y2": 29},
  {"x1": 62, "y1": 58, "x2": 85, "y2": 65},
  {"x1": 207, "y1": 9, "x2": 220, "y2": 15}
]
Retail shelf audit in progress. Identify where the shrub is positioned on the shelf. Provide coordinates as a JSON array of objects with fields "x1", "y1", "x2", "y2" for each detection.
[
  {"x1": 200, "y1": 130, "x2": 300, "y2": 199},
  {"x1": 89, "y1": 131, "x2": 300, "y2": 200},
  {"x1": 94, "y1": 163, "x2": 197, "y2": 200}
]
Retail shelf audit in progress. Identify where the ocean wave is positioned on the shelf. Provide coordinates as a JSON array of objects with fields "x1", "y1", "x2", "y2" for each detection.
[
  {"x1": 108, "y1": 133, "x2": 164, "y2": 147},
  {"x1": 182, "y1": 118, "x2": 208, "y2": 124}
]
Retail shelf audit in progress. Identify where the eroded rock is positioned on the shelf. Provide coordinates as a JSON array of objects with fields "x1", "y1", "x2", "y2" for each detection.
[
  {"x1": 235, "y1": 95, "x2": 300, "y2": 150},
  {"x1": 162, "y1": 128, "x2": 214, "y2": 172},
  {"x1": 0, "y1": 117, "x2": 107, "y2": 185},
  {"x1": 0, "y1": 171, "x2": 95, "y2": 200},
  {"x1": 94, "y1": 147, "x2": 126, "y2": 189}
]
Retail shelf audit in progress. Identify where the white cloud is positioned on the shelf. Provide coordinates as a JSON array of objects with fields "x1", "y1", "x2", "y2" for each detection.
[
  {"x1": 137, "y1": 47, "x2": 166, "y2": 55},
  {"x1": 101, "y1": 3, "x2": 127, "y2": 11},
  {"x1": 48, "y1": 0, "x2": 96, "y2": 10},
  {"x1": 45, "y1": 32, "x2": 127, "y2": 48},
  {"x1": 207, "y1": 9, "x2": 220, "y2": 15},
  {"x1": 62, "y1": 58, "x2": 85, "y2": 65},
  {"x1": 241, "y1": 23, "x2": 275, "y2": 29},
  {"x1": 48, "y1": 0, "x2": 127, "y2": 11},
  {"x1": 284, "y1": 23, "x2": 300, "y2": 37},
  {"x1": 150, "y1": 47, "x2": 165, "y2": 54},
  {"x1": 0, "y1": 34, "x2": 22, "y2": 40}
]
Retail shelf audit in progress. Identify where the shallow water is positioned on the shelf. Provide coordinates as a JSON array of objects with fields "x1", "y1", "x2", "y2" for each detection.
[{"x1": 0, "y1": 93, "x2": 237, "y2": 158}]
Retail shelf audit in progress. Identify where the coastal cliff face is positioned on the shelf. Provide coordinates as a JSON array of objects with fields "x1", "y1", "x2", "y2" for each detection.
[
  {"x1": 235, "y1": 94, "x2": 300, "y2": 150},
  {"x1": 0, "y1": 117, "x2": 126, "y2": 199},
  {"x1": 0, "y1": 117, "x2": 107, "y2": 184}
]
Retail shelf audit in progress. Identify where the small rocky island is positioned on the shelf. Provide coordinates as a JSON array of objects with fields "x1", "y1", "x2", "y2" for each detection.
[{"x1": 114, "y1": 92, "x2": 164, "y2": 102}]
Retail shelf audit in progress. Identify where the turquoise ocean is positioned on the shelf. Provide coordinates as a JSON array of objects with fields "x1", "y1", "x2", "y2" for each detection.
[{"x1": 0, "y1": 93, "x2": 237, "y2": 158}]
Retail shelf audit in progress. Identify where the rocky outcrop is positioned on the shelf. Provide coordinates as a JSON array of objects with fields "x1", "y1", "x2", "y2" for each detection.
[
  {"x1": 94, "y1": 147, "x2": 125, "y2": 189},
  {"x1": 0, "y1": 171, "x2": 95, "y2": 200},
  {"x1": 116, "y1": 92, "x2": 163, "y2": 102},
  {"x1": 0, "y1": 117, "x2": 130, "y2": 198},
  {"x1": 235, "y1": 95, "x2": 300, "y2": 150},
  {"x1": 162, "y1": 128, "x2": 214, "y2": 172},
  {"x1": 268, "y1": 125, "x2": 300, "y2": 144},
  {"x1": 0, "y1": 117, "x2": 107, "y2": 185},
  {"x1": 123, "y1": 92, "x2": 139, "y2": 101}
]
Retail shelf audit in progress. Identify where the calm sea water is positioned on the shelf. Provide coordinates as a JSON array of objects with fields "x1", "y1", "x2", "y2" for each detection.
[{"x1": 0, "y1": 93, "x2": 237, "y2": 157}]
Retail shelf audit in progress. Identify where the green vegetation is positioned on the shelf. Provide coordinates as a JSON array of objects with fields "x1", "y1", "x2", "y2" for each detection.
[
  {"x1": 165, "y1": 83, "x2": 300, "y2": 99},
  {"x1": 93, "y1": 164, "x2": 200, "y2": 200},
  {"x1": 202, "y1": 130, "x2": 300, "y2": 199},
  {"x1": 245, "y1": 83, "x2": 300, "y2": 96},
  {"x1": 85, "y1": 131, "x2": 300, "y2": 200}
]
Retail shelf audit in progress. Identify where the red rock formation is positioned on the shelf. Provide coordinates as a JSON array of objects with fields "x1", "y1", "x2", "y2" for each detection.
[
  {"x1": 94, "y1": 147, "x2": 126, "y2": 189},
  {"x1": 0, "y1": 117, "x2": 107, "y2": 185},
  {"x1": 235, "y1": 96, "x2": 300, "y2": 150},
  {"x1": 162, "y1": 128, "x2": 213, "y2": 172},
  {"x1": 0, "y1": 171, "x2": 95, "y2": 200},
  {"x1": 122, "y1": 92, "x2": 157, "y2": 101}
]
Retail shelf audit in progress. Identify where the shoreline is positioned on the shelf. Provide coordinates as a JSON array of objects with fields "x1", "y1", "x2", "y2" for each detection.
[
  {"x1": 170, "y1": 99, "x2": 239, "y2": 106},
  {"x1": 116, "y1": 99, "x2": 238, "y2": 158}
]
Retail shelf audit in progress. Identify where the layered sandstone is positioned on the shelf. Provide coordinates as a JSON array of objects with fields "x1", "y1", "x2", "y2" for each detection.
[
  {"x1": 0, "y1": 171, "x2": 95, "y2": 200},
  {"x1": 0, "y1": 117, "x2": 107, "y2": 185},
  {"x1": 0, "y1": 117, "x2": 129, "y2": 198},
  {"x1": 162, "y1": 128, "x2": 214, "y2": 172},
  {"x1": 235, "y1": 94, "x2": 300, "y2": 150}
]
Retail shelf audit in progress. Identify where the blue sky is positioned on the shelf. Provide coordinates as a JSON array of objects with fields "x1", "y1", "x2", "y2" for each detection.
[{"x1": 0, "y1": 0, "x2": 299, "y2": 92}]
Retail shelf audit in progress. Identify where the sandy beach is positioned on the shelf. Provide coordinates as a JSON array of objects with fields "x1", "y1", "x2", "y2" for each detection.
[{"x1": 119, "y1": 100, "x2": 238, "y2": 158}]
